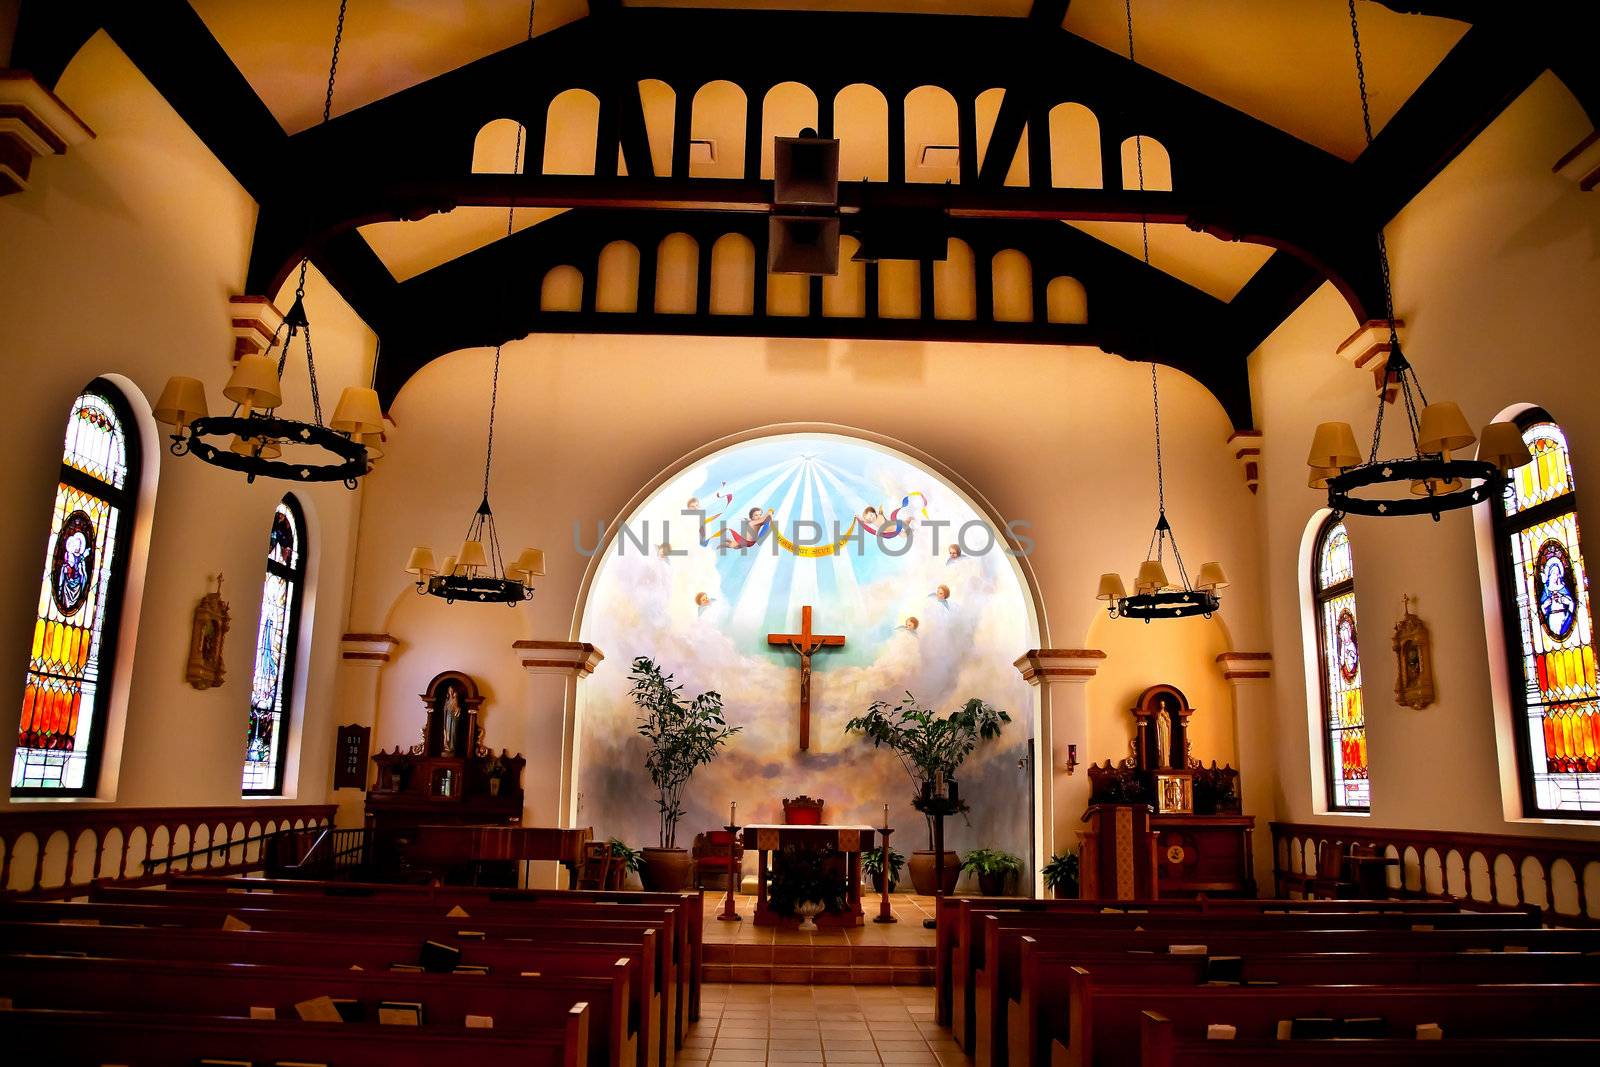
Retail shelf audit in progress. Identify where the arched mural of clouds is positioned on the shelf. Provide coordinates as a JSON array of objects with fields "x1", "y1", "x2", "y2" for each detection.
[{"x1": 577, "y1": 432, "x2": 1035, "y2": 867}]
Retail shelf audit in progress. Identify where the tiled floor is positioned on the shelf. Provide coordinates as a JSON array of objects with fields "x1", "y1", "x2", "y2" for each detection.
[{"x1": 687, "y1": 983, "x2": 969, "y2": 1065}]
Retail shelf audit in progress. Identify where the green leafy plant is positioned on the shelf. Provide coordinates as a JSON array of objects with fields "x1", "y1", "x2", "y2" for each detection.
[
  {"x1": 767, "y1": 843, "x2": 848, "y2": 916},
  {"x1": 1042, "y1": 851, "x2": 1080, "y2": 897},
  {"x1": 607, "y1": 838, "x2": 643, "y2": 874},
  {"x1": 844, "y1": 693, "x2": 1010, "y2": 846},
  {"x1": 629, "y1": 657, "x2": 741, "y2": 849},
  {"x1": 959, "y1": 848, "x2": 1023, "y2": 877},
  {"x1": 861, "y1": 847, "x2": 906, "y2": 882}
]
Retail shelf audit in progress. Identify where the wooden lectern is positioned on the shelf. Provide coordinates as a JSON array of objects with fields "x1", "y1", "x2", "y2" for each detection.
[{"x1": 1079, "y1": 803, "x2": 1157, "y2": 900}]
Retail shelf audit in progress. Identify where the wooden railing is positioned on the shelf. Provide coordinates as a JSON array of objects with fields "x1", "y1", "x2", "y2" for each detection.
[
  {"x1": 1271, "y1": 820, "x2": 1600, "y2": 926},
  {"x1": 0, "y1": 804, "x2": 336, "y2": 898}
]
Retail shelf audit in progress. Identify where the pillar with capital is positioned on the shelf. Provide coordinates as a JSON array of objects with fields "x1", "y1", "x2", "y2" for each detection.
[
  {"x1": 1217, "y1": 651, "x2": 1276, "y2": 893},
  {"x1": 511, "y1": 641, "x2": 603, "y2": 889},
  {"x1": 1013, "y1": 648, "x2": 1107, "y2": 896},
  {"x1": 332, "y1": 633, "x2": 399, "y2": 827}
]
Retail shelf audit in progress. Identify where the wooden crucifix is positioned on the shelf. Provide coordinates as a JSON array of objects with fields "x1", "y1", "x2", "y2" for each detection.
[{"x1": 767, "y1": 605, "x2": 846, "y2": 751}]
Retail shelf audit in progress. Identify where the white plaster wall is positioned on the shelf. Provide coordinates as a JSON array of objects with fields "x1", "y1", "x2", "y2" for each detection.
[
  {"x1": 351, "y1": 331, "x2": 1266, "y2": 849},
  {"x1": 1250, "y1": 72, "x2": 1600, "y2": 841},
  {"x1": 0, "y1": 34, "x2": 372, "y2": 809}
]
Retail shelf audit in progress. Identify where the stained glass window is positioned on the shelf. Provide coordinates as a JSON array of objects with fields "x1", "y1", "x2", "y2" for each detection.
[
  {"x1": 13, "y1": 382, "x2": 141, "y2": 796},
  {"x1": 1314, "y1": 516, "x2": 1368, "y2": 811},
  {"x1": 1494, "y1": 412, "x2": 1598, "y2": 817},
  {"x1": 242, "y1": 497, "x2": 306, "y2": 795}
]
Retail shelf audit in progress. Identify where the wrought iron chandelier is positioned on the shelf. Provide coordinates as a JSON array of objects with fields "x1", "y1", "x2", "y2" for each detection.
[
  {"x1": 153, "y1": 0, "x2": 382, "y2": 488},
  {"x1": 404, "y1": 0, "x2": 543, "y2": 606},
  {"x1": 1096, "y1": 0, "x2": 1228, "y2": 623},
  {"x1": 1306, "y1": 0, "x2": 1530, "y2": 519}
]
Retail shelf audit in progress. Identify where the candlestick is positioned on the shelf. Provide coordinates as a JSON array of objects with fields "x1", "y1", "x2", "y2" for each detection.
[
  {"x1": 883, "y1": 803, "x2": 890, "y2": 828},
  {"x1": 730, "y1": 800, "x2": 737, "y2": 826}
]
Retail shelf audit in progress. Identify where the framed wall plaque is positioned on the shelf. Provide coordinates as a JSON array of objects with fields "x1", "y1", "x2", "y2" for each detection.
[
  {"x1": 334, "y1": 723, "x2": 371, "y2": 790},
  {"x1": 1393, "y1": 596, "x2": 1436, "y2": 710}
]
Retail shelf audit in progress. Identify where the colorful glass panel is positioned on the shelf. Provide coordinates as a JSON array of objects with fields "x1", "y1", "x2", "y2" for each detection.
[
  {"x1": 1499, "y1": 421, "x2": 1597, "y2": 814},
  {"x1": 13, "y1": 389, "x2": 133, "y2": 794},
  {"x1": 1314, "y1": 518, "x2": 1368, "y2": 810},
  {"x1": 242, "y1": 500, "x2": 303, "y2": 794}
]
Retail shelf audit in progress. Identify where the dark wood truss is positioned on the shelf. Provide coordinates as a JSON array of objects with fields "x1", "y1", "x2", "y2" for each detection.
[{"x1": 9, "y1": 1, "x2": 1580, "y2": 428}]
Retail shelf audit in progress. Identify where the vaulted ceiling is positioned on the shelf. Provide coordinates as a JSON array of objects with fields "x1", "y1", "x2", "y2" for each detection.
[{"x1": 12, "y1": 1, "x2": 1585, "y2": 428}]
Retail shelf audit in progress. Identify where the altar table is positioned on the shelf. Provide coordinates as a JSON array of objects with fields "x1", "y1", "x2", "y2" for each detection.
[{"x1": 741, "y1": 824, "x2": 879, "y2": 927}]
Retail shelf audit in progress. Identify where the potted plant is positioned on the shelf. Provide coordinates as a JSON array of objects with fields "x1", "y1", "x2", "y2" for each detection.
[
  {"x1": 1043, "y1": 851, "x2": 1080, "y2": 899},
  {"x1": 862, "y1": 846, "x2": 906, "y2": 894},
  {"x1": 845, "y1": 692, "x2": 1010, "y2": 896},
  {"x1": 606, "y1": 838, "x2": 643, "y2": 890},
  {"x1": 629, "y1": 656, "x2": 741, "y2": 891},
  {"x1": 767, "y1": 843, "x2": 848, "y2": 929},
  {"x1": 961, "y1": 848, "x2": 1023, "y2": 896}
]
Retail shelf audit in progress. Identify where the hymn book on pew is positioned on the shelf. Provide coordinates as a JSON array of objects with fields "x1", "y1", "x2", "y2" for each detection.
[
  {"x1": 378, "y1": 1000, "x2": 424, "y2": 1026},
  {"x1": 420, "y1": 939, "x2": 462, "y2": 972}
]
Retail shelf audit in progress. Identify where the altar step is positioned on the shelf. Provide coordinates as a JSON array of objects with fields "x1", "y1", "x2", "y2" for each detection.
[{"x1": 703, "y1": 943, "x2": 935, "y2": 985}]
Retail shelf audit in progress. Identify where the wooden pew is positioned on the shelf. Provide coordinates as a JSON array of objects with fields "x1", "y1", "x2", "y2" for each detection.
[
  {"x1": 0, "y1": 919, "x2": 658, "y2": 1067},
  {"x1": 164, "y1": 875, "x2": 703, "y2": 1020},
  {"x1": 0, "y1": 1003, "x2": 588, "y2": 1067},
  {"x1": 103, "y1": 878, "x2": 701, "y2": 1045},
  {"x1": 1011, "y1": 943, "x2": 1600, "y2": 1067},
  {"x1": 0, "y1": 898, "x2": 676, "y2": 1067},
  {"x1": 935, "y1": 896, "x2": 1461, "y2": 1029},
  {"x1": 1139, "y1": 1010, "x2": 1600, "y2": 1067},
  {"x1": 0, "y1": 952, "x2": 631, "y2": 1067},
  {"x1": 161, "y1": 875, "x2": 705, "y2": 1029},
  {"x1": 959, "y1": 905, "x2": 1536, "y2": 1057},
  {"x1": 1063, "y1": 969, "x2": 1600, "y2": 1067}
]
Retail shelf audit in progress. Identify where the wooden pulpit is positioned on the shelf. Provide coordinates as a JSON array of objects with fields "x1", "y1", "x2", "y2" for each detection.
[{"x1": 1078, "y1": 803, "x2": 1157, "y2": 900}]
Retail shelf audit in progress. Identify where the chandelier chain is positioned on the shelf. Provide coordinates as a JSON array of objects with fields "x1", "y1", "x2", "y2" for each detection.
[
  {"x1": 1123, "y1": 0, "x2": 1152, "y2": 267},
  {"x1": 321, "y1": 0, "x2": 349, "y2": 128},
  {"x1": 479, "y1": 0, "x2": 536, "y2": 506},
  {"x1": 1126, "y1": 0, "x2": 1167, "y2": 528}
]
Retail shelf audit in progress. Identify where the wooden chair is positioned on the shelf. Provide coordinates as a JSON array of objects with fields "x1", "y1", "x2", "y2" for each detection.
[
  {"x1": 782, "y1": 795, "x2": 825, "y2": 824},
  {"x1": 1303, "y1": 840, "x2": 1360, "y2": 899},
  {"x1": 576, "y1": 841, "x2": 613, "y2": 890},
  {"x1": 692, "y1": 830, "x2": 743, "y2": 891}
]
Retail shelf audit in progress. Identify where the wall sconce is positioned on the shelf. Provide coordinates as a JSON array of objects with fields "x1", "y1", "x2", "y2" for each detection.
[{"x1": 1063, "y1": 744, "x2": 1079, "y2": 776}]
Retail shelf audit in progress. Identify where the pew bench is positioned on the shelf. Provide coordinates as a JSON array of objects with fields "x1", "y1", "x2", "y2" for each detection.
[
  {"x1": 1061, "y1": 969, "x2": 1600, "y2": 1067},
  {"x1": 0, "y1": 1003, "x2": 589, "y2": 1067},
  {"x1": 1138, "y1": 1010, "x2": 1600, "y2": 1067},
  {"x1": 1009, "y1": 942, "x2": 1600, "y2": 1067}
]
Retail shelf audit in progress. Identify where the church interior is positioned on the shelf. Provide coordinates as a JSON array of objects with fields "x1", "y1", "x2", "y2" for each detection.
[{"x1": 2, "y1": 0, "x2": 1599, "y2": 1063}]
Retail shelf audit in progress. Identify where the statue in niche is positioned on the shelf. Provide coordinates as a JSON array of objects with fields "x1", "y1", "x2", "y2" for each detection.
[
  {"x1": 441, "y1": 684, "x2": 463, "y2": 756},
  {"x1": 1154, "y1": 702, "x2": 1173, "y2": 769}
]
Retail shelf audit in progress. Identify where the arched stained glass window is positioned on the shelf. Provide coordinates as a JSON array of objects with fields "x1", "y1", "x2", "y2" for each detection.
[
  {"x1": 13, "y1": 381, "x2": 141, "y2": 796},
  {"x1": 242, "y1": 496, "x2": 306, "y2": 795},
  {"x1": 1493, "y1": 410, "x2": 1597, "y2": 817},
  {"x1": 1313, "y1": 516, "x2": 1369, "y2": 811}
]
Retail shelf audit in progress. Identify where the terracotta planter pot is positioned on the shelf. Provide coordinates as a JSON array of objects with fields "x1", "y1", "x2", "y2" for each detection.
[
  {"x1": 908, "y1": 849, "x2": 961, "y2": 895},
  {"x1": 977, "y1": 871, "x2": 1010, "y2": 897},
  {"x1": 638, "y1": 847, "x2": 693, "y2": 892}
]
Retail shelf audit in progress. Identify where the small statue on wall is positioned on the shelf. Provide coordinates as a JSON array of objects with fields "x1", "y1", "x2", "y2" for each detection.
[
  {"x1": 1393, "y1": 594, "x2": 1436, "y2": 709},
  {"x1": 185, "y1": 575, "x2": 230, "y2": 690}
]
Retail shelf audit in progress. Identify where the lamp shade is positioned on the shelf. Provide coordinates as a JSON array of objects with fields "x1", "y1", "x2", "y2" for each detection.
[
  {"x1": 1418, "y1": 401, "x2": 1475, "y2": 454},
  {"x1": 1096, "y1": 572, "x2": 1127, "y2": 602},
  {"x1": 229, "y1": 434, "x2": 281, "y2": 460},
  {"x1": 511, "y1": 547, "x2": 546, "y2": 578},
  {"x1": 441, "y1": 555, "x2": 457, "y2": 576},
  {"x1": 223, "y1": 354, "x2": 284, "y2": 411},
  {"x1": 1196, "y1": 561, "x2": 1230, "y2": 591},
  {"x1": 331, "y1": 386, "x2": 384, "y2": 435},
  {"x1": 360, "y1": 432, "x2": 385, "y2": 462},
  {"x1": 405, "y1": 546, "x2": 437, "y2": 577},
  {"x1": 456, "y1": 539, "x2": 489, "y2": 572},
  {"x1": 154, "y1": 376, "x2": 209, "y2": 428},
  {"x1": 1307, "y1": 421, "x2": 1361, "y2": 468},
  {"x1": 1411, "y1": 474, "x2": 1465, "y2": 497},
  {"x1": 1135, "y1": 559, "x2": 1170, "y2": 593},
  {"x1": 1479, "y1": 421, "x2": 1532, "y2": 471},
  {"x1": 1308, "y1": 466, "x2": 1339, "y2": 489}
]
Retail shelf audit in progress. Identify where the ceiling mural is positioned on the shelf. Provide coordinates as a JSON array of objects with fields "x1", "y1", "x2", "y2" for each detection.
[{"x1": 577, "y1": 431, "x2": 1037, "y2": 862}]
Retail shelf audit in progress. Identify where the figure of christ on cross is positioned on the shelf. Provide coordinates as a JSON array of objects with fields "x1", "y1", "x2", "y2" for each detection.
[{"x1": 767, "y1": 605, "x2": 846, "y2": 751}]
